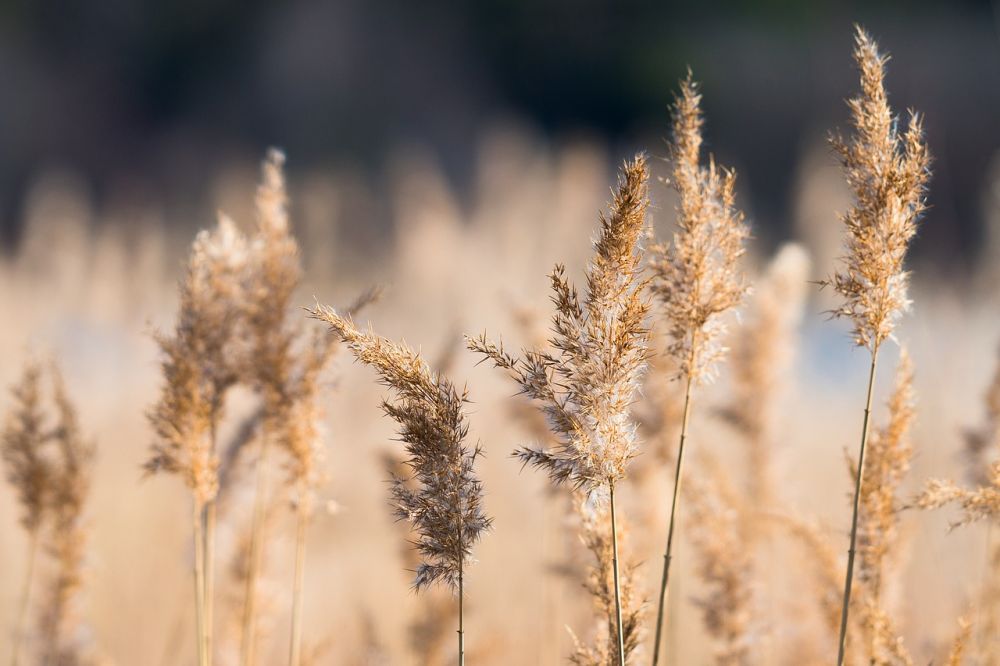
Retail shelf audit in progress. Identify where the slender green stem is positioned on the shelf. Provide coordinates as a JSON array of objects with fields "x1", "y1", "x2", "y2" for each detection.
[
  {"x1": 288, "y1": 495, "x2": 309, "y2": 666},
  {"x1": 651, "y1": 372, "x2": 695, "y2": 666},
  {"x1": 241, "y1": 435, "x2": 270, "y2": 666},
  {"x1": 609, "y1": 481, "x2": 626, "y2": 666},
  {"x1": 10, "y1": 529, "x2": 39, "y2": 666},
  {"x1": 836, "y1": 345, "x2": 880, "y2": 666},
  {"x1": 194, "y1": 500, "x2": 208, "y2": 666}
]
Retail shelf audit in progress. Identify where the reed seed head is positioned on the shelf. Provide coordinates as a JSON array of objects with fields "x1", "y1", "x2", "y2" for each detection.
[
  {"x1": 824, "y1": 27, "x2": 931, "y2": 351},
  {"x1": 2, "y1": 361, "x2": 51, "y2": 533},
  {"x1": 649, "y1": 73, "x2": 750, "y2": 385},
  {"x1": 311, "y1": 307, "x2": 491, "y2": 591},
  {"x1": 146, "y1": 214, "x2": 249, "y2": 505},
  {"x1": 469, "y1": 155, "x2": 651, "y2": 492}
]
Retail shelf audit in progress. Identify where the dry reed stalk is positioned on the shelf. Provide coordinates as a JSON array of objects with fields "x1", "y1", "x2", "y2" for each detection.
[
  {"x1": 824, "y1": 27, "x2": 929, "y2": 665},
  {"x1": 3, "y1": 362, "x2": 96, "y2": 666},
  {"x1": 569, "y1": 492, "x2": 646, "y2": 666},
  {"x1": 309, "y1": 308, "x2": 491, "y2": 666},
  {"x1": 240, "y1": 149, "x2": 301, "y2": 666},
  {"x1": 469, "y1": 155, "x2": 650, "y2": 666},
  {"x1": 146, "y1": 213, "x2": 249, "y2": 666},
  {"x1": 851, "y1": 350, "x2": 914, "y2": 665},
  {"x1": 2, "y1": 362, "x2": 49, "y2": 666},
  {"x1": 648, "y1": 73, "x2": 750, "y2": 666}
]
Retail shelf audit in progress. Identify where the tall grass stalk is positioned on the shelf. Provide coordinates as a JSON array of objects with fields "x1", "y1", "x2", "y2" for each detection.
[
  {"x1": 825, "y1": 27, "x2": 929, "y2": 662},
  {"x1": 240, "y1": 437, "x2": 270, "y2": 666},
  {"x1": 648, "y1": 73, "x2": 750, "y2": 664},
  {"x1": 470, "y1": 156, "x2": 650, "y2": 665},
  {"x1": 194, "y1": 501, "x2": 209, "y2": 666},
  {"x1": 836, "y1": 346, "x2": 878, "y2": 665},
  {"x1": 650, "y1": 371, "x2": 693, "y2": 666},
  {"x1": 609, "y1": 482, "x2": 625, "y2": 666},
  {"x1": 289, "y1": 492, "x2": 309, "y2": 666},
  {"x1": 10, "y1": 531, "x2": 38, "y2": 666}
]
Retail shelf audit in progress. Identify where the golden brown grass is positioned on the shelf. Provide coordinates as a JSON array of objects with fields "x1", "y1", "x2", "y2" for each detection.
[
  {"x1": 2, "y1": 361, "x2": 95, "y2": 666},
  {"x1": 9, "y1": 24, "x2": 1000, "y2": 666}
]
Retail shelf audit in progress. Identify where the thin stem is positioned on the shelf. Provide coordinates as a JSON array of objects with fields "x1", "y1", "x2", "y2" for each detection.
[
  {"x1": 458, "y1": 555, "x2": 465, "y2": 666},
  {"x1": 10, "y1": 529, "x2": 39, "y2": 666},
  {"x1": 977, "y1": 524, "x2": 995, "y2": 657},
  {"x1": 609, "y1": 481, "x2": 626, "y2": 666},
  {"x1": 194, "y1": 500, "x2": 208, "y2": 666},
  {"x1": 457, "y1": 489, "x2": 465, "y2": 666},
  {"x1": 288, "y1": 495, "x2": 309, "y2": 666},
  {"x1": 205, "y1": 421, "x2": 218, "y2": 666},
  {"x1": 204, "y1": 501, "x2": 216, "y2": 666},
  {"x1": 836, "y1": 345, "x2": 880, "y2": 666},
  {"x1": 651, "y1": 371, "x2": 695, "y2": 666},
  {"x1": 241, "y1": 434, "x2": 270, "y2": 666}
]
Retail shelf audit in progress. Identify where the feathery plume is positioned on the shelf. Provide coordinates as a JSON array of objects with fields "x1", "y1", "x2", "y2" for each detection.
[
  {"x1": 649, "y1": 73, "x2": 750, "y2": 385},
  {"x1": 468, "y1": 155, "x2": 650, "y2": 666},
  {"x1": 650, "y1": 73, "x2": 751, "y2": 666},
  {"x1": 822, "y1": 28, "x2": 930, "y2": 351},
  {"x1": 468, "y1": 155, "x2": 650, "y2": 491},
  {"x1": 2, "y1": 362, "x2": 50, "y2": 533},
  {"x1": 380, "y1": 451, "x2": 456, "y2": 666},
  {"x1": 38, "y1": 367, "x2": 96, "y2": 666},
  {"x1": 3, "y1": 362, "x2": 51, "y2": 666},
  {"x1": 146, "y1": 211, "x2": 249, "y2": 666},
  {"x1": 831, "y1": 27, "x2": 930, "y2": 666},
  {"x1": 310, "y1": 308, "x2": 490, "y2": 665},
  {"x1": 145, "y1": 214, "x2": 248, "y2": 505},
  {"x1": 3, "y1": 363, "x2": 96, "y2": 666}
]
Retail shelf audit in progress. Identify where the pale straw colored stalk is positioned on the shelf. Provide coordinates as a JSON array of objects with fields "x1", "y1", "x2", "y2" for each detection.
[
  {"x1": 825, "y1": 27, "x2": 929, "y2": 664},
  {"x1": 648, "y1": 73, "x2": 750, "y2": 665}
]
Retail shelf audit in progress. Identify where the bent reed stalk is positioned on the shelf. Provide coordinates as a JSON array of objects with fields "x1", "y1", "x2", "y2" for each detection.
[{"x1": 310, "y1": 308, "x2": 491, "y2": 666}]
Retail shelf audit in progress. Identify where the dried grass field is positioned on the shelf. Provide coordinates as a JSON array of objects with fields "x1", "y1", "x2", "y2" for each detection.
[{"x1": 2, "y1": 26, "x2": 1000, "y2": 666}]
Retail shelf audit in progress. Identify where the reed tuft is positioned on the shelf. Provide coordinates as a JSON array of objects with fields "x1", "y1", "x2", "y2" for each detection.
[{"x1": 310, "y1": 307, "x2": 491, "y2": 665}]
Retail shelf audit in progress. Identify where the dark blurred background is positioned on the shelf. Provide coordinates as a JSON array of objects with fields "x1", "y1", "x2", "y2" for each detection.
[{"x1": 0, "y1": 0, "x2": 996, "y2": 268}]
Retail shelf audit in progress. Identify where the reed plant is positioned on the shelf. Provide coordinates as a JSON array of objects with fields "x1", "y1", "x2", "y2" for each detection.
[
  {"x1": 823, "y1": 27, "x2": 930, "y2": 665},
  {"x1": 310, "y1": 307, "x2": 492, "y2": 666},
  {"x1": 470, "y1": 155, "x2": 650, "y2": 665},
  {"x1": 648, "y1": 74, "x2": 750, "y2": 666}
]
